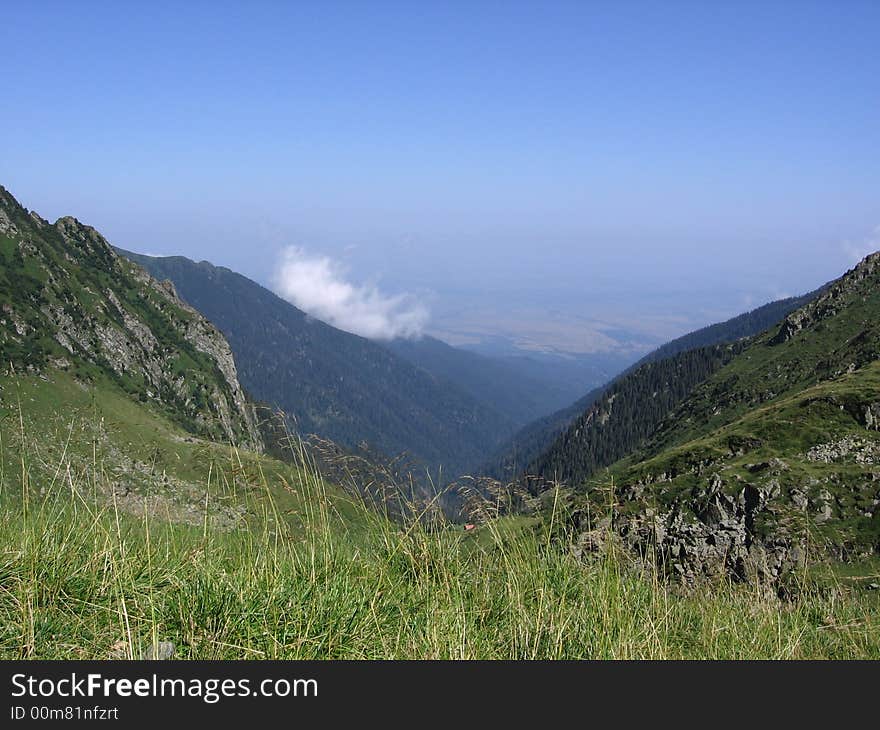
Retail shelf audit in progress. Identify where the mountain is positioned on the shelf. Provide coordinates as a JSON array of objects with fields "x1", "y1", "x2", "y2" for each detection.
[
  {"x1": 119, "y1": 251, "x2": 518, "y2": 477},
  {"x1": 0, "y1": 185, "x2": 261, "y2": 450},
  {"x1": 0, "y1": 184, "x2": 376, "y2": 545},
  {"x1": 482, "y1": 290, "x2": 823, "y2": 481},
  {"x1": 552, "y1": 253, "x2": 880, "y2": 582},
  {"x1": 384, "y1": 335, "x2": 578, "y2": 427}
]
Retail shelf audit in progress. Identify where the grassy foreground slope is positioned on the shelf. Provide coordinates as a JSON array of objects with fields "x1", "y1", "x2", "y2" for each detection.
[
  {"x1": 0, "y1": 366, "x2": 876, "y2": 658},
  {"x1": 0, "y1": 369, "x2": 876, "y2": 659},
  {"x1": 2, "y1": 482, "x2": 879, "y2": 659}
]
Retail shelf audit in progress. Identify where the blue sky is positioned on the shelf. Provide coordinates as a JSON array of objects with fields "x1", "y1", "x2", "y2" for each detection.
[{"x1": 3, "y1": 1, "x2": 879, "y2": 348}]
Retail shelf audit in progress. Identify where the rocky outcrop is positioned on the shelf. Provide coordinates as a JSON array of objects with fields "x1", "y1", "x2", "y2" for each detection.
[
  {"x1": 121, "y1": 258, "x2": 261, "y2": 449},
  {"x1": 571, "y1": 419, "x2": 880, "y2": 584},
  {"x1": 577, "y1": 451, "x2": 880, "y2": 585},
  {"x1": 770, "y1": 251, "x2": 880, "y2": 346},
  {"x1": 566, "y1": 481, "x2": 805, "y2": 585},
  {"x1": 864, "y1": 403, "x2": 880, "y2": 431},
  {"x1": 611, "y1": 476, "x2": 807, "y2": 584},
  {"x1": 806, "y1": 437, "x2": 880, "y2": 465}
]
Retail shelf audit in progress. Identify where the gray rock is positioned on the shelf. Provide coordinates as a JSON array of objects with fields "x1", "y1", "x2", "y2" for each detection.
[
  {"x1": 140, "y1": 641, "x2": 176, "y2": 660},
  {"x1": 791, "y1": 489, "x2": 809, "y2": 510},
  {"x1": 864, "y1": 403, "x2": 880, "y2": 431}
]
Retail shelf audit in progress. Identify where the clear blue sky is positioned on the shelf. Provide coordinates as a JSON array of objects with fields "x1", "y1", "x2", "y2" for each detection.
[{"x1": 3, "y1": 1, "x2": 879, "y2": 346}]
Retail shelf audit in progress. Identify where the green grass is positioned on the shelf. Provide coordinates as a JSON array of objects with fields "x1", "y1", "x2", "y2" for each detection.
[
  {"x1": 0, "y1": 369, "x2": 364, "y2": 534},
  {"x1": 1, "y1": 425, "x2": 879, "y2": 659},
  {"x1": 2, "y1": 483, "x2": 880, "y2": 659},
  {"x1": 1, "y1": 369, "x2": 878, "y2": 660}
]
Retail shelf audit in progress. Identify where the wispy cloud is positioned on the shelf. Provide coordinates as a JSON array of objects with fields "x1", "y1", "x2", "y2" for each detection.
[
  {"x1": 842, "y1": 225, "x2": 880, "y2": 264},
  {"x1": 272, "y1": 246, "x2": 428, "y2": 340}
]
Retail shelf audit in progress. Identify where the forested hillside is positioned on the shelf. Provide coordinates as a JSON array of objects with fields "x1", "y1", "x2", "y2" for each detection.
[
  {"x1": 121, "y1": 251, "x2": 517, "y2": 477},
  {"x1": 630, "y1": 290, "x2": 823, "y2": 369},
  {"x1": 530, "y1": 343, "x2": 744, "y2": 484},
  {"x1": 482, "y1": 290, "x2": 823, "y2": 481}
]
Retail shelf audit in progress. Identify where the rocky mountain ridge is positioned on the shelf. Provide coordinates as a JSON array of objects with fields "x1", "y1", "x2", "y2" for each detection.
[{"x1": 0, "y1": 185, "x2": 262, "y2": 451}]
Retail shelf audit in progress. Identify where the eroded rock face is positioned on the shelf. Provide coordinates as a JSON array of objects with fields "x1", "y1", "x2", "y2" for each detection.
[
  {"x1": 609, "y1": 476, "x2": 806, "y2": 584},
  {"x1": 0, "y1": 206, "x2": 17, "y2": 236},
  {"x1": 121, "y1": 259, "x2": 260, "y2": 449}
]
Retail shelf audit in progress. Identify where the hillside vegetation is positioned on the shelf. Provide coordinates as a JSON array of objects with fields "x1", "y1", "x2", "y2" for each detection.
[
  {"x1": 482, "y1": 291, "x2": 821, "y2": 480},
  {"x1": 531, "y1": 343, "x2": 745, "y2": 484},
  {"x1": 2, "y1": 451, "x2": 878, "y2": 659},
  {"x1": 558, "y1": 253, "x2": 880, "y2": 582},
  {"x1": 0, "y1": 369, "x2": 362, "y2": 534}
]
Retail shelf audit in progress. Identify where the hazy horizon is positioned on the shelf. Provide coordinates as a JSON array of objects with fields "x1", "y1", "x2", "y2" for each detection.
[{"x1": 4, "y1": 1, "x2": 878, "y2": 354}]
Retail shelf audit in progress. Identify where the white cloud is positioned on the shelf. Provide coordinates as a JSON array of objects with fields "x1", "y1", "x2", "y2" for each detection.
[
  {"x1": 272, "y1": 246, "x2": 428, "y2": 340},
  {"x1": 842, "y1": 225, "x2": 880, "y2": 264}
]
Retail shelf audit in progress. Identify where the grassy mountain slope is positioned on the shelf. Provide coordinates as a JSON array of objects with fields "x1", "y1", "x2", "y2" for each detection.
[
  {"x1": 566, "y1": 253, "x2": 880, "y2": 582},
  {"x1": 0, "y1": 368, "x2": 360, "y2": 534},
  {"x1": 0, "y1": 186, "x2": 260, "y2": 449},
  {"x1": 2, "y1": 326, "x2": 878, "y2": 660},
  {"x1": 642, "y1": 259, "x2": 879, "y2": 455},
  {"x1": 483, "y1": 290, "x2": 823, "y2": 480},
  {"x1": 6, "y1": 483, "x2": 879, "y2": 659},
  {"x1": 119, "y1": 251, "x2": 517, "y2": 477}
]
